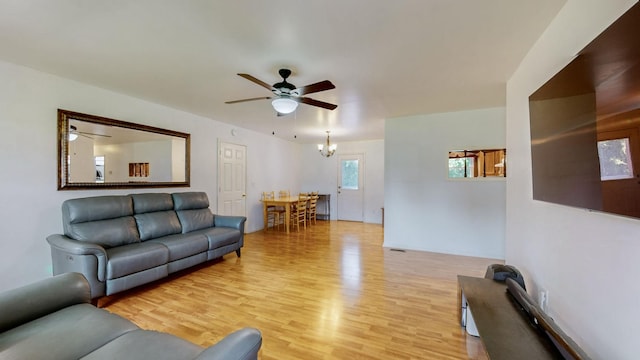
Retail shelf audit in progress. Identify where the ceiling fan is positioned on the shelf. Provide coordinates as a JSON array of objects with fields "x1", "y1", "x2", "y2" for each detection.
[
  {"x1": 225, "y1": 69, "x2": 337, "y2": 115},
  {"x1": 69, "y1": 124, "x2": 112, "y2": 141}
]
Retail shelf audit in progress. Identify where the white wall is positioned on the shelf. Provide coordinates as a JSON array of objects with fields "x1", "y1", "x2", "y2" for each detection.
[
  {"x1": 506, "y1": 1, "x2": 639, "y2": 359},
  {"x1": 240, "y1": 131, "x2": 303, "y2": 232},
  {"x1": 95, "y1": 140, "x2": 174, "y2": 182},
  {"x1": 129, "y1": 140, "x2": 172, "y2": 182},
  {"x1": 0, "y1": 59, "x2": 299, "y2": 291},
  {"x1": 384, "y1": 107, "x2": 506, "y2": 259},
  {"x1": 68, "y1": 135, "x2": 96, "y2": 182},
  {"x1": 172, "y1": 138, "x2": 186, "y2": 182}
]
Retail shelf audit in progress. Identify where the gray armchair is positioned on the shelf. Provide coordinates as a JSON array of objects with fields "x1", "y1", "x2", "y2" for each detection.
[{"x1": 0, "y1": 273, "x2": 262, "y2": 360}]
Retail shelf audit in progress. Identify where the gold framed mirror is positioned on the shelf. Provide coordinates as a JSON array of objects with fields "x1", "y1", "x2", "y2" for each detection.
[{"x1": 58, "y1": 109, "x2": 190, "y2": 190}]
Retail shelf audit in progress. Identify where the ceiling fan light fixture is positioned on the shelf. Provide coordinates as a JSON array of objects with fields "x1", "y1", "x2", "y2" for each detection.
[
  {"x1": 271, "y1": 97, "x2": 298, "y2": 114},
  {"x1": 69, "y1": 125, "x2": 78, "y2": 141}
]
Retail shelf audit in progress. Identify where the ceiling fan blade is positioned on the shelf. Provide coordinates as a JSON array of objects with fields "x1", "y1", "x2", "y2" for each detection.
[
  {"x1": 297, "y1": 97, "x2": 338, "y2": 110},
  {"x1": 293, "y1": 80, "x2": 335, "y2": 96},
  {"x1": 78, "y1": 131, "x2": 111, "y2": 138},
  {"x1": 237, "y1": 73, "x2": 274, "y2": 91},
  {"x1": 225, "y1": 96, "x2": 272, "y2": 104}
]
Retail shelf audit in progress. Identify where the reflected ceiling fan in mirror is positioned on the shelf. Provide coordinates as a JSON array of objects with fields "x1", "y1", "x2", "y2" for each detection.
[
  {"x1": 225, "y1": 69, "x2": 337, "y2": 115},
  {"x1": 68, "y1": 124, "x2": 111, "y2": 141}
]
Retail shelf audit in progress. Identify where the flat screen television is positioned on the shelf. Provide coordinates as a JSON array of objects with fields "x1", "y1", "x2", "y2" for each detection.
[{"x1": 529, "y1": 3, "x2": 640, "y2": 219}]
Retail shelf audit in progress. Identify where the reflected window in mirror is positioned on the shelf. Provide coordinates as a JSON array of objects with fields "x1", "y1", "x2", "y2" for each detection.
[
  {"x1": 448, "y1": 149, "x2": 506, "y2": 178},
  {"x1": 597, "y1": 138, "x2": 634, "y2": 181},
  {"x1": 58, "y1": 109, "x2": 190, "y2": 190}
]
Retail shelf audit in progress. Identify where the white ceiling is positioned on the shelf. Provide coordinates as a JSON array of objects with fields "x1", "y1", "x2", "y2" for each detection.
[{"x1": 0, "y1": 0, "x2": 566, "y2": 143}]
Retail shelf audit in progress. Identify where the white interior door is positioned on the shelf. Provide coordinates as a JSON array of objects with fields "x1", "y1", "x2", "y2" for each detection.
[
  {"x1": 217, "y1": 141, "x2": 247, "y2": 219},
  {"x1": 337, "y1": 154, "x2": 364, "y2": 221}
]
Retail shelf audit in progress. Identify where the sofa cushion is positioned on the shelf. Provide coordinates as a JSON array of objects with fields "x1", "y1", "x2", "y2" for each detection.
[
  {"x1": 176, "y1": 208, "x2": 214, "y2": 233},
  {"x1": 194, "y1": 227, "x2": 242, "y2": 249},
  {"x1": 147, "y1": 233, "x2": 209, "y2": 261},
  {"x1": 62, "y1": 195, "x2": 140, "y2": 248},
  {"x1": 134, "y1": 211, "x2": 182, "y2": 241},
  {"x1": 66, "y1": 217, "x2": 140, "y2": 248},
  {"x1": 131, "y1": 193, "x2": 174, "y2": 214},
  {"x1": 63, "y1": 195, "x2": 134, "y2": 224},
  {"x1": 80, "y1": 329, "x2": 203, "y2": 360},
  {"x1": 172, "y1": 192, "x2": 209, "y2": 211},
  {"x1": 106, "y1": 242, "x2": 169, "y2": 279},
  {"x1": 0, "y1": 304, "x2": 138, "y2": 360}
]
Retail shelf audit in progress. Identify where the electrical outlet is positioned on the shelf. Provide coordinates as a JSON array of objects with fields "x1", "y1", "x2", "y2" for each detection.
[{"x1": 539, "y1": 290, "x2": 549, "y2": 311}]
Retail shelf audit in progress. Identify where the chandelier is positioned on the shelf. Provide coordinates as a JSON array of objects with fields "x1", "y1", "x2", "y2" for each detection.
[{"x1": 318, "y1": 131, "x2": 337, "y2": 157}]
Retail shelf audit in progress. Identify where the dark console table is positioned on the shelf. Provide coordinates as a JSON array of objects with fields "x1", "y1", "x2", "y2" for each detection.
[
  {"x1": 317, "y1": 194, "x2": 330, "y2": 220},
  {"x1": 457, "y1": 276, "x2": 563, "y2": 360}
]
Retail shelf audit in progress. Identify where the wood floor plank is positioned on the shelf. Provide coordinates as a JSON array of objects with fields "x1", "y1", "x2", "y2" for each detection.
[{"x1": 103, "y1": 221, "x2": 498, "y2": 359}]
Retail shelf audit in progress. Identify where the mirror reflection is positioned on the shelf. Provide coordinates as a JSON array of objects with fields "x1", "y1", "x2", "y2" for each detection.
[{"x1": 58, "y1": 109, "x2": 190, "y2": 190}]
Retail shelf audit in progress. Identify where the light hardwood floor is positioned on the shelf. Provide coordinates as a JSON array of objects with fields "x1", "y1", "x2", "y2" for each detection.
[{"x1": 103, "y1": 221, "x2": 498, "y2": 359}]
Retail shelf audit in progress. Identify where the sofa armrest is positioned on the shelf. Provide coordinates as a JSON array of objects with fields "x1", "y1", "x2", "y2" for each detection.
[
  {"x1": 0, "y1": 273, "x2": 91, "y2": 333},
  {"x1": 213, "y1": 215, "x2": 246, "y2": 232},
  {"x1": 46, "y1": 234, "x2": 108, "y2": 283},
  {"x1": 194, "y1": 328, "x2": 262, "y2": 360}
]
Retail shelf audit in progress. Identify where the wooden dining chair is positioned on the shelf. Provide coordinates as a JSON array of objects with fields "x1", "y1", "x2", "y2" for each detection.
[
  {"x1": 298, "y1": 192, "x2": 310, "y2": 218},
  {"x1": 262, "y1": 191, "x2": 283, "y2": 230},
  {"x1": 290, "y1": 197, "x2": 307, "y2": 231},
  {"x1": 307, "y1": 193, "x2": 318, "y2": 225},
  {"x1": 272, "y1": 190, "x2": 291, "y2": 228},
  {"x1": 298, "y1": 192, "x2": 309, "y2": 212}
]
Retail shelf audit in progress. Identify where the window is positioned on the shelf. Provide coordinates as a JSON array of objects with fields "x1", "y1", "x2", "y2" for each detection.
[
  {"x1": 341, "y1": 159, "x2": 359, "y2": 190},
  {"x1": 448, "y1": 156, "x2": 475, "y2": 178},
  {"x1": 448, "y1": 149, "x2": 506, "y2": 178},
  {"x1": 597, "y1": 137, "x2": 633, "y2": 181}
]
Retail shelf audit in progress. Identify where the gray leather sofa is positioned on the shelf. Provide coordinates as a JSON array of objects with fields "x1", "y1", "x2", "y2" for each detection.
[
  {"x1": 0, "y1": 273, "x2": 262, "y2": 359},
  {"x1": 47, "y1": 192, "x2": 246, "y2": 299}
]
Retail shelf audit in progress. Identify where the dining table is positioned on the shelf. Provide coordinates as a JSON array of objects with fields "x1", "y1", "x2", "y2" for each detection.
[{"x1": 260, "y1": 196, "x2": 300, "y2": 233}]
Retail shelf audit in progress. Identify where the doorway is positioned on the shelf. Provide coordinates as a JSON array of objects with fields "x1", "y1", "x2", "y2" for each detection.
[
  {"x1": 337, "y1": 153, "x2": 364, "y2": 221},
  {"x1": 217, "y1": 141, "x2": 247, "y2": 219}
]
